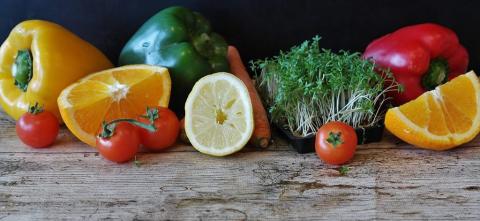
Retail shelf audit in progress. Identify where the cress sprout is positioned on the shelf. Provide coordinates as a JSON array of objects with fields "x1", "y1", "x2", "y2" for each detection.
[{"x1": 251, "y1": 36, "x2": 400, "y2": 137}]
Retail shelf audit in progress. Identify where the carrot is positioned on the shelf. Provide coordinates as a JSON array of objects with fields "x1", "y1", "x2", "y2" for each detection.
[
  {"x1": 179, "y1": 118, "x2": 190, "y2": 144},
  {"x1": 227, "y1": 46, "x2": 271, "y2": 148}
]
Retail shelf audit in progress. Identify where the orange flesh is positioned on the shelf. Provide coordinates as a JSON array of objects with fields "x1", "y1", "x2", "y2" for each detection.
[
  {"x1": 385, "y1": 72, "x2": 480, "y2": 150},
  {"x1": 59, "y1": 65, "x2": 171, "y2": 147}
]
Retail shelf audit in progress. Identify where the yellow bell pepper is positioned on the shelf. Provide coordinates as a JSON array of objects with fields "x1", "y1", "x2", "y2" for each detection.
[{"x1": 0, "y1": 20, "x2": 113, "y2": 121}]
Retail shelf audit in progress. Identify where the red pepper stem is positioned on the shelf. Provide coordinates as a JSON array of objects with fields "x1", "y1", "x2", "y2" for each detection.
[
  {"x1": 98, "y1": 118, "x2": 156, "y2": 139},
  {"x1": 422, "y1": 58, "x2": 449, "y2": 90}
]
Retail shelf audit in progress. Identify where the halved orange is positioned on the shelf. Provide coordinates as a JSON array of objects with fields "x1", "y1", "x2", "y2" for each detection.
[
  {"x1": 385, "y1": 71, "x2": 480, "y2": 150},
  {"x1": 58, "y1": 65, "x2": 171, "y2": 147}
]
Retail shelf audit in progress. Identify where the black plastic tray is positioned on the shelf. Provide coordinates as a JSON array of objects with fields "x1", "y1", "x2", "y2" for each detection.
[{"x1": 276, "y1": 124, "x2": 385, "y2": 154}]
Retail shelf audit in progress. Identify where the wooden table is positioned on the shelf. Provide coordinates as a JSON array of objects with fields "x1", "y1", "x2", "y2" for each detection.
[{"x1": 1, "y1": 110, "x2": 479, "y2": 221}]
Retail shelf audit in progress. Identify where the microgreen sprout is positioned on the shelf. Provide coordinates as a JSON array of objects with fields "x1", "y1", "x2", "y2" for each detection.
[
  {"x1": 338, "y1": 166, "x2": 350, "y2": 176},
  {"x1": 251, "y1": 36, "x2": 400, "y2": 137},
  {"x1": 134, "y1": 155, "x2": 141, "y2": 167}
]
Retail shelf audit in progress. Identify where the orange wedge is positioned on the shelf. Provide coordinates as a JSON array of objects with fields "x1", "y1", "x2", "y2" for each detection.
[
  {"x1": 58, "y1": 65, "x2": 171, "y2": 147},
  {"x1": 385, "y1": 71, "x2": 480, "y2": 150}
]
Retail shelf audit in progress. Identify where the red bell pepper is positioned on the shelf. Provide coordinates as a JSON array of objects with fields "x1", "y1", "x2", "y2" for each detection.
[{"x1": 363, "y1": 23, "x2": 469, "y2": 105}]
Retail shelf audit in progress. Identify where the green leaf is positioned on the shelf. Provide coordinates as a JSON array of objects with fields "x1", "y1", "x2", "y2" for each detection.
[
  {"x1": 134, "y1": 155, "x2": 141, "y2": 167},
  {"x1": 338, "y1": 166, "x2": 350, "y2": 176}
]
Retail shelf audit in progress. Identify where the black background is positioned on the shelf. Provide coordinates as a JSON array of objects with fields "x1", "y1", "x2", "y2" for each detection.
[{"x1": 1, "y1": 0, "x2": 479, "y2": 69}]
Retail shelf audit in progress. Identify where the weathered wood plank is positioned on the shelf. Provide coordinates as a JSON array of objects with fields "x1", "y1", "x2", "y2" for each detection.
[
  {"x1": 2, "y1": 108, "x2": 480, "y2": 220},
  {"x1": 1, "y1": 146, "x2": 479, "y2": 220}
]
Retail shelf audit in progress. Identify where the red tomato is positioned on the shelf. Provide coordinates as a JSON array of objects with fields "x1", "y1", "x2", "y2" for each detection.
[
  {"x1": 138, "y1": 107, "x2": 180, "y2": 150},
  {"x1": 315, "y1": 121, "x2": 357, "y2": 165},
  {"x1": 96, "y1": 122, "x2": 140, "y2": 163},
  {"x1": 16, "y1": 110, "x2": 59, "y2": 148}
]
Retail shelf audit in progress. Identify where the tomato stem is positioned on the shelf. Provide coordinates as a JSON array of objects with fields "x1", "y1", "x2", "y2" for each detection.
[
  {"x1": 28, "y1": 102, "x2": 43, "y2": 115},
  {"x1": 140, "y1": 107, "x2": 159, "y2": 123},
  {"x1": 326, "y1": 131, "x2": 343, "y2": 148},
  {"x1": 98, "y1": 118, "x2": 156, "y2": 139}
]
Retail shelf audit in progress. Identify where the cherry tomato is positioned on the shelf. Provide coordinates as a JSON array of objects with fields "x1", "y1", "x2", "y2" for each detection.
[
  {"x1": 16, "y1": 106, "x2": 59, "y2": 148},
  {"x1": 138, "y1": 107, "x2": 180, "y2": 150},
  {"x1": 96, "y1": 122, "x2": 140, "y2": 163},
  {"x1": 315, "y1": 121, "x2": 357, "y2": 165}
]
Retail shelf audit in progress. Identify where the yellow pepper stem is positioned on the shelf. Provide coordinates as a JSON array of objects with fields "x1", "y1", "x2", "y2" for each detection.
[{"x1": 13, "y1": 49, "x2": 33, "y2": 92}]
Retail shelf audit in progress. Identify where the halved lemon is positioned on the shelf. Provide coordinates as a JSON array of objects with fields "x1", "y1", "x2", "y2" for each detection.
[
  {"x1": 58, "y1": 65, "x2": 171, "y2": 147},
  {"x1": 385, "y1": 71, "x2": 480, "y2": 150},
  {"x1": 185, "y1": 72, "x2": 254, "y2": 156}
]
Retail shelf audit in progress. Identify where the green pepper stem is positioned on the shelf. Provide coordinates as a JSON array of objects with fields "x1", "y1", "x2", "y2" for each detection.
[
  {"x1": 13, "y1": 49, "x2": 33, "y2": 92},
  {"x1": 422, "y1": 58, "x2": 449, "y2": 90},
  {"x1": 98, "y1": 118, "x2": 156, "y2": 139}
]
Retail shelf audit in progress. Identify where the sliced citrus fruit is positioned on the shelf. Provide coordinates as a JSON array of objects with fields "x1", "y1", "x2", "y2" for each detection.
[
  {"x1": 184, "y1": 72, "x2": 254, "y2": 156},
  {"x1": 58, "y1": 64, "x2": 171, "y2": 147},
  {"x1": 385, "y1": 71, "x2": 480, "y2": 150}
]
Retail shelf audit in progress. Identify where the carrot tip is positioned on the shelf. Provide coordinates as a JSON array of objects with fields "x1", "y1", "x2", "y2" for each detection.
[{"x1": 252, "y1": 137, "x2": 270, "y2": 148}]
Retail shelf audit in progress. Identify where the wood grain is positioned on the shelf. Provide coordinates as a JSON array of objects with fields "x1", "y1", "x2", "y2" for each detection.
[{"x1": 1, "y1": 111, "x2": 479, "y2": 220}]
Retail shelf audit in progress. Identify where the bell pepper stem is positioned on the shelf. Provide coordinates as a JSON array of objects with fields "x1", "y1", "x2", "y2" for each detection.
[
  {"x1": 422, "y1": 58, "x2": 449, "y2": 90},
  {"x1": 13, "y1": 49, "x2": 33, "y2": 92},
  {"x1": 98, "y1": 118, "x2": 156, "y2": 139}
]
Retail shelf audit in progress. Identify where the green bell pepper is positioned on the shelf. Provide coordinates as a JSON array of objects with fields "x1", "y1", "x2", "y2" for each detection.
[{"x1": 118, "y1": 6, "x2": 229, "y2": 116}]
